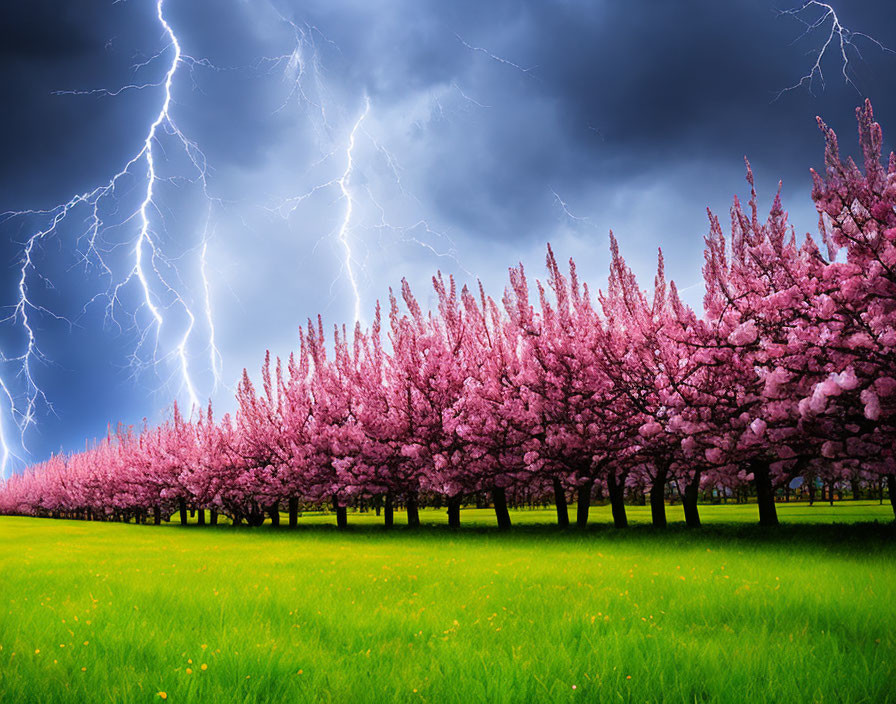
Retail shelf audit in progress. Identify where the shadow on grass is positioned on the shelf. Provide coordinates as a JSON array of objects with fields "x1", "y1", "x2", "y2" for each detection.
[{"x1": 151, "y1": 516, "x2": 896, "y2": 554}]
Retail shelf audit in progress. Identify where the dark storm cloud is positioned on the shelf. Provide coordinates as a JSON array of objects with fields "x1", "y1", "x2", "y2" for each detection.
[
  {"x1": 259, "y1": 0, "x2": 896, "y2": 246},
  {"x1": 0, "y1": 7, "x2": 93, "y2": 60},
  {"x1": 519, "y1": 0, "x2": 896, "y2": 177}
]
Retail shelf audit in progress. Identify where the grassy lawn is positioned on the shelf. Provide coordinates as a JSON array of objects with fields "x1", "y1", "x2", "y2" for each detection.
[{"x1": 0, "y1": 504, "x2": 893, "y2": 703}]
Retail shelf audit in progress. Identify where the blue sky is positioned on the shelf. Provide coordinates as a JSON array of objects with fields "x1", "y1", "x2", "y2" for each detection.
[{"x1": 1, "y1": 0, "x2": 895, "y2": 471}]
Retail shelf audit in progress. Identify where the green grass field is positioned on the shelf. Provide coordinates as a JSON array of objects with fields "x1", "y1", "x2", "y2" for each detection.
[{"x1": 1, "y1": 503, "x2": 894, "y2": 703}]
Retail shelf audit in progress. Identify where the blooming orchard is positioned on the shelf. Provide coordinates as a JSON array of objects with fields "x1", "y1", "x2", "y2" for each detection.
[{"x1": 2, "y1": 102, "x2": 895, "y2": 528}]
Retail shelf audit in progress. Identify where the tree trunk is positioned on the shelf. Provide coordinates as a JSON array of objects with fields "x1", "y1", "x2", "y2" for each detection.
[
  {"x1": 197, "y1": 509, "x2": 206, "y2": 526},
  {"x1": 828, "y1": 482, "x2": 835, "y2": 507},
  {"x1": 384, "y1": 494, "x2": 394, "y2": 528},
  {"x1": 210, "y1": 509, "x2": 218, "y2": 526},
  {"x1": 333, "y1": 497, "x2": 348, "y2": 529},
  {"x1": 683, "y1": 473, "x2": 701, "y2": 528},
  {"x1": 178, "y1": 498, "x2": 188, "y2": 526},
  {"x1": 887, "y1": 474, "x2": 896, "y2": 520},
  {"x1": 752, "y1": 459, "x2": 779, "y2": 527},
  {"x1": 552, "y1": 477, "x2": 569, "y2": 528},
  {"x1": 288, "y1": 497, "x2": 298, "y2": 528},
  {"x1": 851, "y1": 479, "x2": 861, "y2": 501},
  {"x1": 406, "y1": 493, "x2": 420, "y2": 528},
  {"x1": 492, "y1": 486, "x2": 512, "y2": 530},
  {"x1": 650, "y1": 464, "x2": 668, "y2": 528},
  {"x1": 447, "y1": 496, "x2": 461, "y2": 529},
  {"x1": 268, "y1": 503, "x2": 280, "y2": 526},
  {"x1": 153, "y1": 506, "x2": 161, "y2": 525},
  {"x1": 606, "y1": 472, "x2": 628, "y2": 529},
  {"x1": 576, "y1": 479, "x2": 594, "y2": 528},
  {"x1": 246, "y1": 502, "x2": 266, "y2": 526}
]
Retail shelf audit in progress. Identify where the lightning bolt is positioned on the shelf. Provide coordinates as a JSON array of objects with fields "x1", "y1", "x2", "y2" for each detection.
[
  {"x1": 454, "y1": 34, "x2": 537, "y2": 76},
  {"x1": 336, "y1": 97, "x2": 370, "y2": 324},
  {"x1": 776, "y1": 1, "x2": 894, "y2": 99},
  {"x1": 0, "y1": 0, "x2": 223, "y2": 473},
  {"x1": 550, "y1": 188, "x2": 593, "y2": 226},
  {"x1": 0, "y1": 377, "x2": 23, "y2": 478},
  {"x1": 266, "y1": 17, "x2": 472, "y2": 323},
  {"x1": 200, "y1": 233, "x2": 223, "y2": 393},
  {"x1": 1, "y1": 0, "x2": 480, "y2": 477}
]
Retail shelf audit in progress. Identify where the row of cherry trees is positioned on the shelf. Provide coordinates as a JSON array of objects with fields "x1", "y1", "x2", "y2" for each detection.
[{"x1": 1, "y1": 101, "x2": 895, "y2": 529}]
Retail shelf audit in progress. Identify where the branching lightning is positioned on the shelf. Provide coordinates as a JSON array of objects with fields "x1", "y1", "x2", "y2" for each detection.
[
  {"x1": 0, "y1": 0, "x2": 224, "y2": 475},
  {"x1": 0, "y1": 0, "x2": 492, "y2": 478},
  {"x1": 265, "y1": 17, "x2": 472, "y2": 323},
  {"x1": 776, "y1": 1, "x2": 894, "y2": 99}
]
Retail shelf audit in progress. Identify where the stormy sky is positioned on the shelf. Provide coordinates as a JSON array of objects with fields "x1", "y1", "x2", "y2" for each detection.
[{"x1": 1, "y1": 0, "x2": 895, "y2": 471}]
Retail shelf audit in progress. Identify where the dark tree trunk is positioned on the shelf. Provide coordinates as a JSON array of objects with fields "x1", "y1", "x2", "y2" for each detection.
[
  {"x1": 808, "y1": 479, "x2": 816, "y2": 506},
  {"x1": 552, "y1": 477, "x2": 569, "y2": 528},
  {"x1": 384, "y1": 494, "x2": 394, "y2": 528},
  {"x1": 887, "y1": 474, "x2": 896, "y2": 519},
  {"x1": 683, "y1": 473, "x2": 701, "y2": 528},
  {"x1": 576, "y1": 479, "x2": 594, "y2": 528},
  {"x1": 197, "y1": 509, "x2": 206, "y2": 526},
  {"x1": 246, "y1": 502, "x2": 266, "y2": 526},
  {"x1": 153, "y1": 506, "x2": 161, "y2": 525},
  {"x1": 447, "y1": 496, "x2": 461, "y2": 529},
  {"x1": 178, "y1": 498, "x2": 188, "y2": 526},
  {"x1": 232, "y1": 514, "x2": 243, "y2": 527},
  {"x1": 606, "y1": 472, "x2": 628, "y2": 529},
  {"x1": 828, "y1": 482, "x2": 835, "y2": 507},
  {"x1": 650, "y1": 464, "x2": 669, "y2": 528},
  {"x1": 752, "y1": 459, "x2": 779, "y2": 527},
  {"x1": 210, "y1": 509, "x2": 218, "y2": 526},
  {"x1": 288, "y1": 497, "x2": 298, "y2": 528},
  {"x1": 851, "y1": 479, "x2": 861, "y2": 501},
  {"x1": 268, "y1": 503, "x2": 280, "y2": 526},
  {"x1": 333, "y1": 497, "x2": 348, "y2": 529},
  {"x1": 406, "y1": 493, "x2": 420, "y2": 528},
  {"x1": 492, "y1": 486, "x2": 512, "y2": 530}
]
